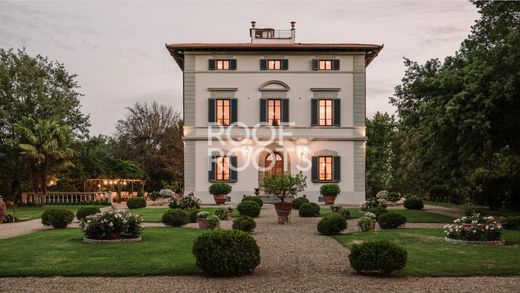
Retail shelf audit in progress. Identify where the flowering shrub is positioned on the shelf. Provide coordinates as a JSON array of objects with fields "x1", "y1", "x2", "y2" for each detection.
[
  {"x1": 81, "y1": 210, "x2": 142, "y2": 240},
  {"x1": 360, "y1": 197, "x2": 387, "y2": 211},
  {"x1": 444, "y1": 213, "x2": 502, "y2": 241},
  {"x1": 169, "y1": 194, "x2": 201, "y2": 209}
]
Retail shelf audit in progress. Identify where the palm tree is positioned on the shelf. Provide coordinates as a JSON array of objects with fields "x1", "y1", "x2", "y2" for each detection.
[{"x1": 16, "y1": 118, "x2": 77, "y2": 205}]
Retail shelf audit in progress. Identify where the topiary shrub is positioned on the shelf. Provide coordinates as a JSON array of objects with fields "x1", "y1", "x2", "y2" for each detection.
[
  {"x1": 169, "y1": 194, "x2": 201, "y2": 209},
  {"x1": 207, "y1": 215, "x2": 220, "y2": 230},
  {"x1": 377, "y1": 212, "x2": 407, "y2": 229},
  {"x1": 242, "y1": 196, "x2": 263, "y2": 207},
  {"x1": 41, "y1": 209, "x2": 74, "y2": 229},
  {"x1": 161, "y1": 209, "x2": 189, "y2": 227},
  {"x1": 367, "y1": 207, "x2": 388, "y2": 218},
  {"x1": 192, "y1": 230, "x2": 261, "y2": 276},
  {"x1": 127, "y1": 197, "x2": 146, "y2": 209},
  {"x1": 186, "y1": 208, "x2": 200, "y2": 223},
  {"x1": 76, "y1": 206, "x2": 101, "y2": 221},
  {"x1": 320, "y1": 184, "x2": 341, "y2": 196},
  {"x1": 232, "y1": 216, "x2": 256, "y2": 232},
  {"x1": 214, "y1": 207, "x2": 228, "y2": 220},
  {"x1": 349, "y1": 240, "x2": 407, "y2": 275},
  {"x1": 403, "y1": 197, "x2": 424, "y2": 210},
  {"x1": 502, "y1": 216, "x2": 520, "y2": 230},
  {"x1": 299, "y1": 202, "x2": 320, "y2": 217},
  {"x1": 336, "y1": 208, "x2": 351, "y2": 220},
  {"x1": 209, "y1": 183, "x2": 232, "y2": 195},
  {"x1": 292, "y1": 197, "x2": 309, "y2": 209},
  {"x1": 317, "y1": 214, "x2": 347, "y2": 235},
  {"x1": 237, "y1": 200, "x2": 261, "y2": 218},
  {"x1": 387, "y1": 192, "x2": 401, "y2": 202}
]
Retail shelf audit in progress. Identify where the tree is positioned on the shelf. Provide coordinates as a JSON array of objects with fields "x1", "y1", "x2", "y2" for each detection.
[
  {"x1": 261, "y1": 172, "x2": 307, "y2": 202},
  {"x1": 366, "y1": 112, "x2": 398, "y2": 196},
  {"x1": 0, "y1": 48, "x2": 89, "y2": 201},
  {"x1": 16, "y1": 117, "x2": 77, "y2": 205},
  {"x1": 111, "y1": 101, "x2": 183, "y2": 191}
]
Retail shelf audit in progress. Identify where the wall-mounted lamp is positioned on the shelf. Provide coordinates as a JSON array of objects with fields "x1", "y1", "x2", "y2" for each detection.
[
  {"x1": 242, "y1": 145, "x2": 250, "y2": 157},
  {"x1": 297, "y1": 146, "x2": 307, "y2": 160}
]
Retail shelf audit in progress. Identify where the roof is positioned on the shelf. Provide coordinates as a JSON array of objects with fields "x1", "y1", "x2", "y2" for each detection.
[{"x1": 166, "y1": 42, "x2": 383, "y2": 70}]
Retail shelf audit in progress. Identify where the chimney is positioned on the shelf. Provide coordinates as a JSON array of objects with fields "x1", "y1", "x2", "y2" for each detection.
[
  {"x1": 290, "y1": 21, "x2": 296, "y2": 42},
  {"x1": 250, "y1": 21, "x2": 256, "y2": 43}
]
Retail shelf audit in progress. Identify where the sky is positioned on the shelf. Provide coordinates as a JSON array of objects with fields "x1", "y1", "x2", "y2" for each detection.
[{"x1": 0, "y1": 0, "x2": 479, "y2": 136}]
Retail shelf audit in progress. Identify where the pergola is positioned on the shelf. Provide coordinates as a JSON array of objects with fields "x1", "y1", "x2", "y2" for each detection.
[{"x1": 83, "y1": 178, "x2": 146, "y2": 193}]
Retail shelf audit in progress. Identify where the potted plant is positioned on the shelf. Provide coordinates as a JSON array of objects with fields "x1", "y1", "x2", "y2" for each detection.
[
  {"x1": 320, "y1": 184, "x2": 341, "y2": 205},
  {"x1": 197, "y1": 211, "x2": 210, "y2": 229},
  {"x1": 261, "y1": 172, "x2": 307, "y2": 224},
  {"x1": 209, "y1": 183, "x2": 232, "y2": 205}
]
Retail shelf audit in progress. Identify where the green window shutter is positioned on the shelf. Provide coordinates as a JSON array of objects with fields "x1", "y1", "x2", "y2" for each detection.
[
  {"x1": 311, "y1": 99, "x2": 318, "y2": 126},
  {"x1": 282, "y1": 99, "x2": 289, "y2": 123},
  {"x1": 230, "y1": 156, "x2": 237, "y2": 182},
  {"x1": 333, "y1": 59, "x2": 340, "y2": 70},
  {"x1": 311, "y1": 156, "x2": 318, "y2": 182},
  {"x1": 259, "y1": 99, "x2": 267, "y2": 122},
  {"x1": 260, "y1": 59, "x2": 267, "y2": 70},
  {"x1": 333, "y1": 99, "x2": 341, "y2": 126},
  {"x1": 231, "y1": 99, "x2": 238, "y2": 123},
  {"x1": 208, "y1": 99, "x2": 216, "y2": 123},
  {"x1": 282, "y1": 59, "x2": 289, "y2": 70},
  {"x1": 208, "y1": 157, "x2": 216, "y2": 182},
  {"x1": 208, "y1": 59, "x2": 216, "y2": 70},
  {"x1": 333, "y1": 156, "x2": 341, "y2": 182},
  {"x1": 230, "y1": 59, "x2": 237, "y2": 70},
  {"x1": 312, "y1": 59, "x2": 319, "y2": 70}
]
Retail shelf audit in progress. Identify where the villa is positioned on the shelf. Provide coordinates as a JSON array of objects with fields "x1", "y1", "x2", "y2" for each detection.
[{"x1": 166, "y1": 21, "x2": 382, "y2": 204}]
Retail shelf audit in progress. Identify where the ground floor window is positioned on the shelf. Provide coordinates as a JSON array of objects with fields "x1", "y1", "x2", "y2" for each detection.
[
  {"x1": 319, "y1": 156, "x2": 333, "y2": 181},
  {"x1": 216, "y1": 156, "x2": 230, "y2": 181}
]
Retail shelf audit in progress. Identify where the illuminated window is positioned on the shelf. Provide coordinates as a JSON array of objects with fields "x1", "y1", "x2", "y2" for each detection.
[
  {"x1": 319, "y1": 156, "x2": 333, "y2": 181},
  {"x1": 319, "y1": 99, "x2": 333, "y2": 126},
  {"x1": 216, "y1": 99, "x2": 230, "y2": 126},
  {"x1": 319, "y1": 60, "x2": 332, "y2": 70},
  {"x1": 268, "y1": 59, "x2": 281, "y2": 70},
  {"x1": 267, "y1": 99, "x2": 281, "y2": 125},
  {"x1": 216, "y1": 60, "x2": 230, "y2": 70},
  {"x1": 216, "y1": 156, "x2": 230, "y2": 181}
]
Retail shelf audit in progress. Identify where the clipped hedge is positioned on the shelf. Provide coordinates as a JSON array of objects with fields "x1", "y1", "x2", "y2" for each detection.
[
  {"x1": 378, "y1": 212, "x2": 407, "y2": 229},
  {"x1": 161, "y1": 209, "x2": 189, "y2": 227},
  {"x1": 127, "y1": 197, "x2": 146, "y2": 209},
  {"x1": 76, "y1": 206, "x2": 101, "y2": 221},
  {"x1": 349, "y1": 240, "x2": 407, "y2": 275},
  {"x1": 232, "y1": 216, "x2": 256, "y2": 233},
  {"x1": 192, "y1": 230, "x2": 261, "y2": 276},
  {"x1": 186, "y1": 208, "x2": 200, "y2": 223},
  {"x1": 242, "y1": 196, "x2": 263, "y2": 208},
  {"x1": 317, "y1": 214, "x2": 347, "y2": 235},
  {"x1": 41, "y1": 209, "x2": 74, "y2": 229},
  {"x1": 292, "y1": 197, "x2": 309, "y2": 210},
  {"x1": 299, "y1": 202, "x2": 320, "y2": 217},
  {"x1": 502, "y1": 216, "x2": 520, "y2": 230},
  {"x1": 237, "y1": 200, "x2": 261, "y2": 218},
  {"x1": 403, "y1": 198, "x2": 424, "y2": 210}
]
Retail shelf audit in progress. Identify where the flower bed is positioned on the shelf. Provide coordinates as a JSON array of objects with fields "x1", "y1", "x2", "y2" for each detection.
[
  {"x1": 444, "y1": 213, "x2": 503, "y2": 243},
  {"x1": 81, "y1": 210, "x2": 142, "y2": 242}
]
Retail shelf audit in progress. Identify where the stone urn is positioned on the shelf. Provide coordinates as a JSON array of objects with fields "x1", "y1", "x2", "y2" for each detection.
[
  {"x1": 213, "y1": 194, "x2": 227, "y2": 205},
  {"x1": 0, "y1": 197, "x2": 7, "y2": 223},
  {"x1": 323, "y1": 195, "x2": 337, "y2": 205},
  {"x1": 274, "y1": 202, "x2": 292, "y2": 224}
]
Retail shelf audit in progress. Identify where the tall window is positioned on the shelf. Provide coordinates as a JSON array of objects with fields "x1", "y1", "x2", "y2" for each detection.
[
  {"x1": 319, "y1": 156, "x2": 333, "y2": 181},
  {"x1": 216, "y1": 99, "x2": 230, "y2": 126},
  {"x1": 319, "y1": 60, "x2": 332, "y2": 70},
  {"x1": 267, "y1": 99, "x2": 281, "y2": 125},
  {"x1": 216, "y1": 156, "x2": 230, "y2": 181},
  {"x1": 216, "y1": 60, "x2": 230, "y2": 70},
  {"x1": 319, "y1": 99, "x2": 333, "y2": 126},
  {"x1": 267, "y1": 59, "x2": 281, "y2": 70}
]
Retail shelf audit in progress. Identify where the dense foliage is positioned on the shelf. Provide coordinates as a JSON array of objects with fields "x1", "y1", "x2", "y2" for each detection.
[
  {"x1": 168, "y1": 194, "x2": 201, "y2": 209},
  {"x1": 81, "y1": 210, "x2": 142, "y2": 239},
  {"x1": 403, "y1": 197, "x2": 424, "y2": 210},
  {"x1": 206, "y1": 215, "x2": 220, "y2": 230},
  {"x1": 444, "y1": 213, "x2": 502, "y2": 241},
  {"x1": 242, "y1": 196, "x2": 263, "y2": 207},
  {"x1": 292, "y1": 197, "x2": 309, "y2": 209},
  {"x1": 261, "y1": 172, "x2": 307, "y2": 202},
  {"x1": 232, "y1": 216, "x2": 256, "y2": 232},
  {"x1": 126, "y1": 197, "x2": 146, "y2": 209},
  {"x1": 501, "y1": 216, "x2": 520, "y2": 230},
  {"x1": 378, "y1": 212, "x2": 407, "y2": 229},
  {"x1": 214, "y1": 207, "x2": 228, "y2": 220},
  {"x1": 349, "y1": 240, "x2": 407, "y2": 274},
  {"x1": 192, "y1": 230, "x2": 261, "y2": 276},
  {"x1": 41, "y1": 209, "x2": 74, "y2": 229},
  {"x1": 298, "y1": 203, "x2": 320, "y2": 217},
  {"x1": 320, "y1": 184, "x2": 340, "y2": 196},
  {"x1": 237, "y1": 201, "x2": 261, "y2": 218},
  {"x1": 317, "y1": 214, "x2": 347, "y2": 235},
  {"x1": 161, "y1": 209, "x2": 189, "y2": 227},
  {"x1": 76, "y1": 206, "x2": 101, "y2": 221},
  {"x1": 209, "y1": 183, "x2": 232, "y2": 195}
]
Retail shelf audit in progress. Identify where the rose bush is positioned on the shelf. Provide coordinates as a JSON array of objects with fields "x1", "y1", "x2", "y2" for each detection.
[
  {"x1": 444, "y1": 213, "x2": 502, "y2": 241},
  {"x1": 81, "y1": 210, "x2": 142, "y2": 240}
]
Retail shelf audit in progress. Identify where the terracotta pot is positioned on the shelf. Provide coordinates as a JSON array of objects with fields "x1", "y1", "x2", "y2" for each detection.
[
  {"x1": 213, "y1": 194, "x2": 227, "y2": 205},
  {"x1": 274, "y1": 202, "x2": 292, "y2": 225},
  {"x1": 198, "y1": 218, "x2": 209, "y2": 229},
  {"x1": 323, "y1": 195, "x2": 337, "y2": 205},
  {"x1": 0, "y1": 198, "x2": 6, "y2": 224}
]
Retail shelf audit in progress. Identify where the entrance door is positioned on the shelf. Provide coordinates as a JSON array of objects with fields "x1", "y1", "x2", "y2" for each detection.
[{"x1": 265, "y1": 152, "x2": 284, "y2": 176}]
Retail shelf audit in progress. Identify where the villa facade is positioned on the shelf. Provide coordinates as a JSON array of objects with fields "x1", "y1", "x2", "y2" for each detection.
[{"x1": 167, "y1": 21, "x2": 382, "y2": 204}]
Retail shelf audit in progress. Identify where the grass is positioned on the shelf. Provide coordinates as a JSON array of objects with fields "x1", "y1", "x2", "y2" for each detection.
[
  {"x1": 319, "y1": 207, "x2": 454, "y2": 223},
  {"x1": 335, "y1": 228, "x2": 520, "y2": 276},
  {"x1": 8, "y1": 205, "x2": 105, "y2": 221},
  {"x1": 131, "y1": 207, "x2": 240, "y2": 222},
  {"x1": 424, "y1": 201, "x2": 520, "y2": 217},
  {"x1": 320, "y1": 208, "x2": 363, "y2": 218},
  {"x1": 0, "y1": 227, "x2": 203, "y2": 276}
]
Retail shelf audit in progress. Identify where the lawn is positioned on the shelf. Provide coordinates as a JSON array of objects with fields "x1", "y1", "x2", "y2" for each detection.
[
  {"x1": 131, "y1": 207, "x2": 240, "y2": 222},
  {"x1": 335, "y1": 228, "x2": 520, "y2": 276},
  {"x1": 319, "y1": 208, "x2": 454, "y2": 223},
  {"x1": 0, "y1": 227, "x2": 203, "y2": 276},
  {"x1": 320, "y1": 208, "x2": 362, "y2": 218},
  {"x1": 8, "y1": 205, "x2": 105, "y2": 221}
]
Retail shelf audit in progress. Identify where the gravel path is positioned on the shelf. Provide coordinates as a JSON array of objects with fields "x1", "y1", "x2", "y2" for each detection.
[
  {"x1": 2, "y1": 204, "x2": 519, "y2": 292},
  {"x1": 423, "y1": 204, "x2": 465, "y2": 218}
]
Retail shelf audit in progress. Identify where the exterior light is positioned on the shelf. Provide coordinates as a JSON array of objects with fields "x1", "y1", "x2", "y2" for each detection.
[{"x1": 242, "y1": 145, "x2": 250, "y2": 157}]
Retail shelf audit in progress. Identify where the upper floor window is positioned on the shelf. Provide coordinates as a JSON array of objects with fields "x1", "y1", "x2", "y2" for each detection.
[
  {"x1": 268, "y1": 99, "x2": 282, "y2": 126},
  {"x1": 209, "y1": 59, "x2": 237, "y2": 70},
  {"x1": 216, "y1": 99, "x2": 230, "y2": 126},
  {"x1": 319, "y1": 99, "x2": 333, "y2": 126},
  {"x1": 319, "y1": 156, "x2": 333, "y2": 181},
  {"x1": 216, "y1": 156, "x2": 230, "y2": 181},
  {"x1": 260, "y1": 59, "x2": 288, "y2": 70},
  {"x1": 260, "y1": 98, "x2": 289, "y2": 125},
  {"x1": 312, "y1": 59, "x2": 340, "y2": 70}
]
